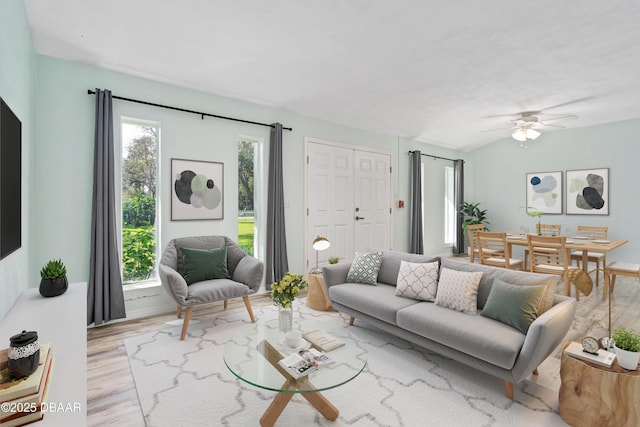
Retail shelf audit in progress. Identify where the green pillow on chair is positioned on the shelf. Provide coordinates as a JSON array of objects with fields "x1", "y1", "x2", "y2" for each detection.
[{"x1": 181, "y1": 246, "x2": 230, "y2": 285}]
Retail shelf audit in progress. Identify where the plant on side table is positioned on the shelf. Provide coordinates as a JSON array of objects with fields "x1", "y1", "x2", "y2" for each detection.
[
  {"x1": 328, "y1": 256, "x2": 339, "y2": 265},
  {"x1": 612, "y1": 326, "x2": 640, "y2": 370},
  {"x1": 39, "y1": 259, "x2": 69, "y2": 297}
]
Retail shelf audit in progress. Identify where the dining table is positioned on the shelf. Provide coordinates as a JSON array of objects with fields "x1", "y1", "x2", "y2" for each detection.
[{"x1": 505, "y1": 233, "x2": 628, "y2": 296}]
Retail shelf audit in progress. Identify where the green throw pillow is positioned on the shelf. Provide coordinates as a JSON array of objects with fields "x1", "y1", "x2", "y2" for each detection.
[
  {"x1": 481, "y1": 278, "x2": 545, "y2": 333},
  {"x1": 181, "y1": 246, "x2": 230, "y2": 285}
]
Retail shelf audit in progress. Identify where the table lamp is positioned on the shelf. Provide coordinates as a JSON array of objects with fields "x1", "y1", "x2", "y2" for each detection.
[{"x1": 309, "y1": 235, "x2": 330, "y2": 274}]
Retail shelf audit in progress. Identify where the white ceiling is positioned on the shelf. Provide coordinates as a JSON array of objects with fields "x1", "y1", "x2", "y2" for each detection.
[{"x1": 23, "y1": 0, "x2": 640, "y2": 150}]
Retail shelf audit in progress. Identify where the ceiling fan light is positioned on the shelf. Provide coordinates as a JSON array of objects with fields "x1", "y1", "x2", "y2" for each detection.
[
  {"x1": 512, "y1": 129, "x2": 527, "y2": 142},
  {"x1": 526, "y1": 128, "x2": 541, "y2": 140}
]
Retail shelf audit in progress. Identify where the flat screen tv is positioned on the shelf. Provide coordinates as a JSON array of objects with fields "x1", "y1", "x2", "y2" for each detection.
[{"x1": 0, "y1": 96, "x2": 22, "y2": 260}]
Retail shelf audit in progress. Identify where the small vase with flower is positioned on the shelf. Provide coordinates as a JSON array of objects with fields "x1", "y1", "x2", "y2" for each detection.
[{"x1": 270, "y1": 272, "x2": 307, "y2": 332}]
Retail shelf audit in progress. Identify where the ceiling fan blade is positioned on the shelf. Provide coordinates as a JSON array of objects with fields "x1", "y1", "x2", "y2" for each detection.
[
  {"x1": 480, "y1": 126, "x2": 514, "y2": 132},
  {"x1": 540, "y1": 115, "x2": 578, "y2": 124},
  {"x1": 539, "y1": 123, "x2": 566, "y2": 129}
]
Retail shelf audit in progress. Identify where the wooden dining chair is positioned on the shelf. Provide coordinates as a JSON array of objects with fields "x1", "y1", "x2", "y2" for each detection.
[
  {"x1": 603, "y1": 262, "x2": 640, "y2": 301},
  {"x1": 527, "y1": 234, "x2": 582, "y2": 300},
  {"x1": 466, "y1": 223, "x2": 486, "y2": 263},
  {"x1": 478, "y1": 231, "x2": 524, "y2": 270},
  {"x1": 570, "y1": 225, "x2": 608, "y2": 287},
  {"x1": 524, "y1": 224, "x2": 562, "y2": 269}
]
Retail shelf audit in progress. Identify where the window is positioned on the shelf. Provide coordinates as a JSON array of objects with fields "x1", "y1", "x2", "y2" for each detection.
[
  {"x1": 120, "y1": 119, "x2": 159, "y2": 284},
  {"x1": 238, "y1": 136, "x2": 264, "y2": 259},
  {"x1": 443, "y1": 166, "x2": 455, "y2": 246}
]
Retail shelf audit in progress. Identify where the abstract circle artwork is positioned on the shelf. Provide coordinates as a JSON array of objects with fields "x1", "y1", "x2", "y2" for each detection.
[{"x1": 171, "y1": 159, "x2": 224, "y2": 220}]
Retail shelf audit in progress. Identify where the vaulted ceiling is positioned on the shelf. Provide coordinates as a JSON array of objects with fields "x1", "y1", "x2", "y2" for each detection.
[{"x1": 23, "y1": 0, "x2": 640, "y2": 150}]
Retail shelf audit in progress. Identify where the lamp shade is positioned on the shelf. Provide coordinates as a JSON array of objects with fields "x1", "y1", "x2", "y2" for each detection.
[{"x1": 312, "y1": 235, "x2": 330, "y2": 251}]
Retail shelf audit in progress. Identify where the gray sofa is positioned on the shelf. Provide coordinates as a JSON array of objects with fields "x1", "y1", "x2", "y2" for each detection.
[{"x1": 322, "y1": 251, "x2": 577, "y2": 399}]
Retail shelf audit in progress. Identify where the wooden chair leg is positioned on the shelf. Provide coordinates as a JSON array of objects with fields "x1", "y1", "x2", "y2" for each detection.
[
  {"x1": 504, "y1": 381, "x2": 514, "y2": 400},
  {"x1": 223, "y1": 300, "x2": 228, "y2": 310},
  {"x1": 349, "y1": 316, "x2": 355, "y2": 326},
  {"x1": 603, "y1": 270, "x2": 610, "y2": 301},
  {"x1": 180, "y1": 306, "x2": 193, "y2": 340},
  {"x1": 242, "y1": 296, "x2": 256, "y2": 323},
  {"x1": 177, "y1": 306, "x2": 182, "y2": 318},
  {"x1": 611, "y1": 274, "x2": 617, "y2": 293},
  {"x1": 532, "y1": 368, "x2": 539, "y2": 375}
]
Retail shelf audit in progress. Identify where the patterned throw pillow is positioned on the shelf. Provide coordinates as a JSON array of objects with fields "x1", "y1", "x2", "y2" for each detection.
[
  {"x1": 395, "y1": 261, "x2": 439, "y2": 301},
  {"x1": 434, "y1": 267, "x2": 484, "y2": 314},
  {"x1": 346, "y1": 251, "x2": 384, "y2": 285}
]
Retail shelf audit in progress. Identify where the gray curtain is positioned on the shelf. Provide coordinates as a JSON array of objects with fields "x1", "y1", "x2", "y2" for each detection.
[
  {"x1": 87, "y1": 88, "x2": 126, "y2": 326},
  {"x1": 265, "y1": 123, "x2": 288, "y2": 289},
  {"x1": 453, "y1": 159, "x2": 465, "y2": 254},
  {"x1": 409, "y1": 151, "x2": 423, "y2": 254}
]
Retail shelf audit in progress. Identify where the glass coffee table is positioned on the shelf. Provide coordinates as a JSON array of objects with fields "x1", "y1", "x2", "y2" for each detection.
[{"x1": 224, "y1": 318, "x2": 367, "y2": 427}]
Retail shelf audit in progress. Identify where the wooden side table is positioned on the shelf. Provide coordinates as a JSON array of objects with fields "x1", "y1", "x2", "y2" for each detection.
[
  {"x1": 559, "y1": 341, "x2": 640, "y2": 427},
  {"x1": 306, "y1": 273, "x2": 335, "y2": 311}
]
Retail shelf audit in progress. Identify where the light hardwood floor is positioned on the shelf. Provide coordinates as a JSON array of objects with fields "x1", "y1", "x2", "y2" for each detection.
[{"x1": 87, "y1": 293, "x2": 275, "y2": 427}]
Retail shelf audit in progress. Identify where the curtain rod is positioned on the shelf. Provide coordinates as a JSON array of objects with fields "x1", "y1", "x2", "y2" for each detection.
[
  {"x1": 407, "y1": 151, "x2": 463, "y2": 163},
  {"x1": 87, "y1": 89, "x2": 292, "y2": 131}
]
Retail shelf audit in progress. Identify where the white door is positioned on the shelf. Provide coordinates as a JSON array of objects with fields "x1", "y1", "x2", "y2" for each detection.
[{"x1": 306, "y1": 139, "x2": 391, "y2": 271}]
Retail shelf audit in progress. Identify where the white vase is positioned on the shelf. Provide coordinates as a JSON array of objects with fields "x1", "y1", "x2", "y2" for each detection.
[
  {"x1": 278, "y1": 306, "x2": 293, "y2": 332},
  {"x1": 614, "y1": 344, "x2": 640, "y2": 370}
]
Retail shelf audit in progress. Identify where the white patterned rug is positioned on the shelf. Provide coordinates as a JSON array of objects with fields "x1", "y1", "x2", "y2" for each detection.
[{"x1": 125, "y1": 276, "x2": 640, "y2": 426}]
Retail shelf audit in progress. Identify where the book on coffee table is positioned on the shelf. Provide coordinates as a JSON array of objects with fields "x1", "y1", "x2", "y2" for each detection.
[
  {"x1": 302, "y1": 329, "x2": 345, "y2": 352},
  {"x1": 278, "y1": 348, "x2": 334, "y2": 379}
]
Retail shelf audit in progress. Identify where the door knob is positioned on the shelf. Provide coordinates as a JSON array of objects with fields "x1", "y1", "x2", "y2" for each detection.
[{"x1": 355, "y1": 216, "x2": 365, "y2": 220}]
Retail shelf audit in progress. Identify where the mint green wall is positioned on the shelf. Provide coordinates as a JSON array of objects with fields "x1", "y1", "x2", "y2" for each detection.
[
  {"x1": 467, "y1": 119, "x2": 640, "y2": 262},
  {"x1": 33, "y1": 56, "x2": 460, "y2": 315},
  {"x1": 0, "y1": 1, "x2": 36, "y2": 321}
]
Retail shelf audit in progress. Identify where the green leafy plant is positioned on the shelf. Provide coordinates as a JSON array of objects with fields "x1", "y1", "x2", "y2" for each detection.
[
  {"x1": 122, "y1": 226, "x2": 156, "y2": 282},
  {"x1": 525, "y1": 206, "x2": 545, "y2": 236},
  {"x1": 270, "y1": 272, "x2": 307, "y2": 308},
  {"x1": 40, "y1": 259, "x2": 67, "y2": 279},
  {"x1": 328, "y1": 256, "x2": 339, "y2": 264},
  {"x1": 461, "y1": 202, "x2": 489, "y2": 232},
  {"x1": 613, "y1": 327, "x2": 640, "y2": 352}
]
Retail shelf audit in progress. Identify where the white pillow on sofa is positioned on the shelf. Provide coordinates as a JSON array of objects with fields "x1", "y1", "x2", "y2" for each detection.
[
  {"x1": 434, "y1": 267, "x2": 483, "y2": 314},
  {"x1": 395, "y1": 260, "x2": 439, "y2": 301},
  {"x1": 346, "y1": 251, "x2": 384, "y2": 285}
]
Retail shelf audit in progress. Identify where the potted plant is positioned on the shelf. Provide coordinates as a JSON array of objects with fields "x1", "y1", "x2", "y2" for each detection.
[
  {"x1": 39, "y1": 259, "x2": 68, "y2": 297},
  {"x1": 328, "y1": 256, "x2": 339, "y2": 265},
  {"x1": 612, "y1": 327, "x2": 640, "y2": 370},
  {"x1": 461, "y1": 202, "x2": 489, "y2": 233},
  {"x1": 270, "y1": 272, "x2": 307, "y2": 332},
  {"x1": 525, "y1": 207, "x2": 545, "y2": 236}
]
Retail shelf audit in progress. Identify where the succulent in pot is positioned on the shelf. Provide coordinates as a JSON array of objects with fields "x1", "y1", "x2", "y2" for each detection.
[
  {"x1": 39, "y1": 259, "x2": 68, "y2": 297},
  {"x1": 328, "y1": 256, "x2": 339, "y2": 265}
]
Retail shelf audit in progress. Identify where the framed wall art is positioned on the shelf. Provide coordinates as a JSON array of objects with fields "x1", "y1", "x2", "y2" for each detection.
[
  {"x1": 526, "y1": 171, "x2": 563, "y2": 214},
  {"x1": 171, "y1": 158, "x2": 224, "y2": 220},
  {"x1": 565, "y1": 168, "x2": 609, "y2": 215}
]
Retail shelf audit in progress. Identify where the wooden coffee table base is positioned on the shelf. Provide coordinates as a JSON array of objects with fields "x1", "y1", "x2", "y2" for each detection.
[{"x1": 257, "y1": 340, "x2": 340, "y2": 427}]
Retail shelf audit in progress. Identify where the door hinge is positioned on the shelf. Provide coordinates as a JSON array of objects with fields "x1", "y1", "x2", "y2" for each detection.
[
  {"x1": 390, "y1": 166, "x2": 392, "y2": 173},
  {"x1": 307, "y1": 156, "x2": 309, "y2": 164},
  {"x1": 307, "y1": 208, "x2": 309, "y2": 215},
  {"x1": 390, "y1": 207, "x2": 392, "y2": 214}
]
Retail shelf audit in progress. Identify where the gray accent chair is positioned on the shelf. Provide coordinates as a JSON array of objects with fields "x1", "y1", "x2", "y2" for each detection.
[{"x1": 159, "y1": 236, "x2": 263, "y2": 340}]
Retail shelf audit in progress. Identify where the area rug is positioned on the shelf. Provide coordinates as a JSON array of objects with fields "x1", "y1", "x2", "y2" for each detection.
[{"x1": 125, "y1": 276, "x2": 640, "y2": 427}]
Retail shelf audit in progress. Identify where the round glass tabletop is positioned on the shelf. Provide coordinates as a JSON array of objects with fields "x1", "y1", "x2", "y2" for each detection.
[{"x1": 223, "y1": 318, "x2": 367, "y2": 393}]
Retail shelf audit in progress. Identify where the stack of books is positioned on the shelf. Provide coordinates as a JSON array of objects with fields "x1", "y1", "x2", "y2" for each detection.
[
  {"x1": 0, "y1": 343, "x2": 54, "y2": 427},
  {"x1": 563, "y1": 341, "x2": 616, "y2": 368},
  {"x1": 302, "y1": 330, "x2": 345, "y2": 352}
]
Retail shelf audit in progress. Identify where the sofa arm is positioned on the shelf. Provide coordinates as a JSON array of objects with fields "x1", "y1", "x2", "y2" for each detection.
[
  {"x1": 232, "y1": 255, "x2": 264, "y2": 293},
  {"x1": 511, "y1": 296, "x2": 577, "y2": 382},
  {"x1": 321, "y1": 263, "x2": 352, "y2": 289},
  {"x1": 159, "y1": 263, "x2": 189, "y2": 306}
]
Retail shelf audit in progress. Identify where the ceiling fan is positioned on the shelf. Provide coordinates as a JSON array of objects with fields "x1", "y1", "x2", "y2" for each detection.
[{"x1": 482, "y1": 112, "x2": 578, "y2": 147}]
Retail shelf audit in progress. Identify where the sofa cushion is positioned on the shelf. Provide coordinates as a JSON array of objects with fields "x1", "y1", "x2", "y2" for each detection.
[
  {"x1": 481, "y1": 279, "x2": 546, "y2": 333},
  {"x1": 329, "y1": 283, "x2": 419, "y2": 325},
  {"x1": 181, "y1": 246, "x2": 230, "y2": 285},
  {"x1": 346, "y1": 251, "x2": 384, "y2": 285},
  {"x1": 375, "y1": 249, "x2": 440, "y2": 286},
  {"x1": 397, "y1": 302, "x2": 526, "y2": 370},
  {"x1": 440, "y1": 257, "x2": 559, "y2": 311},
  {"x1": 434, "y1": 268, "x2": 483, "y2": 314},
  {"x1": 395, "y1": 260, "x2": 439, "y2": 301}
]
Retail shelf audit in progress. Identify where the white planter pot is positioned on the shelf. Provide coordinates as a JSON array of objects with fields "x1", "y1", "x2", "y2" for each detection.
[{"x1": 614, "y1": 344, "x2": 640, "y2": 370}]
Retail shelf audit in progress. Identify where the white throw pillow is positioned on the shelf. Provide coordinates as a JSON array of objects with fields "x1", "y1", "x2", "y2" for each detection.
[
  {"x1": 434, "y1": 267, "x2": 484, "y2": 314},
  {"x1": 395, "y1": 260, "x2": 439, "y2": 301},
  {"x1": 346, "y1": 251, "x2": 384, "y2": 285}
]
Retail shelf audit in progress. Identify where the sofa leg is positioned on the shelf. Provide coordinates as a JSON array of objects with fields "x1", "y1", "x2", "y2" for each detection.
[
  {"x1": 349, "y1": 316, "x2": 355, "y2": 326},
  {"x1": 503, "y1": 381, "x2": 514, "y2": 400},
  {"x1": 532, "y1": 368, "x2": 539, "y2": 376},
  {"x1": 224, "y1": 300, "x2": 228, "y2": 310},
  {"x1": 177, "y1": 306, "x2": 182, "y2": 319},
  {"x1": 180, "y1": 306, "x2": 193, "y2": 341},
  {"x1": 243, "y1": 296, "x2": 256, "y2": 323}
]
